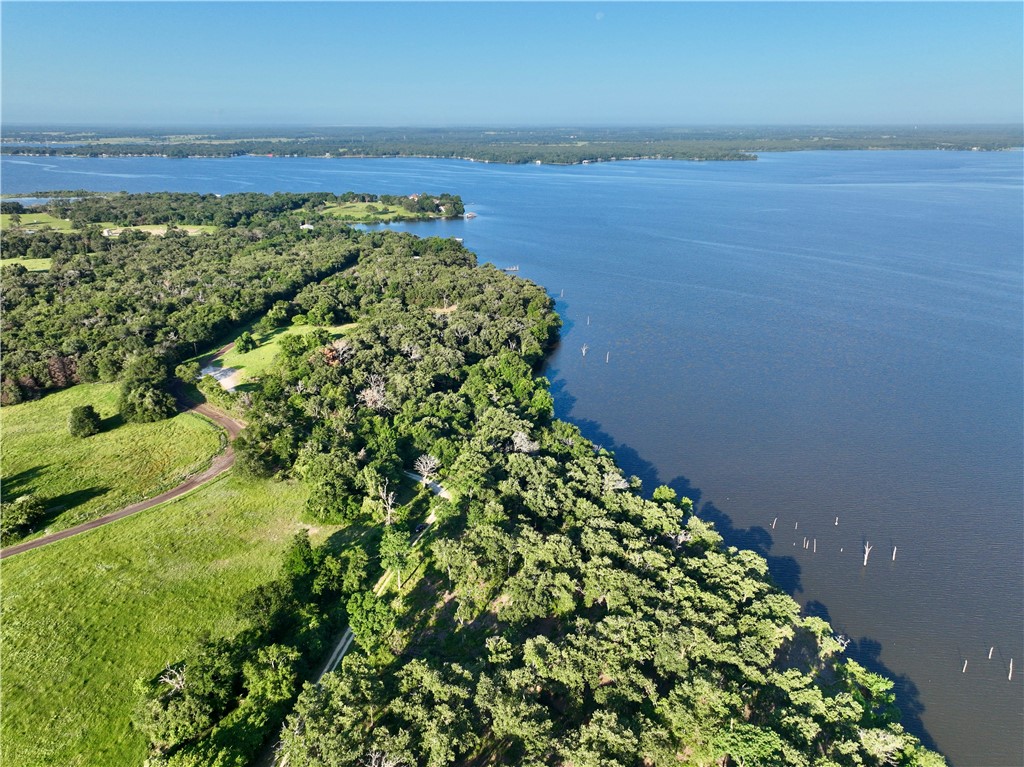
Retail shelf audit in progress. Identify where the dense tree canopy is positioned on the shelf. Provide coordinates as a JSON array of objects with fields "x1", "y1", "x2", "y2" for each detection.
[
  {"x1": 0, "y1": 192, "x2": 460, "y2": 403},
  {"x1": 7, "y1": 192, "x2": 943, "y2": 765},
  {"x1": 222, "y1": 226, "x2": 942, "y2": 766}
]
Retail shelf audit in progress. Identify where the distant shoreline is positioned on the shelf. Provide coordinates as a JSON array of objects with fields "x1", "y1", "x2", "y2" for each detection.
[{"x1": 4, "y1": 126, "x2": 1020, "y2": 165}]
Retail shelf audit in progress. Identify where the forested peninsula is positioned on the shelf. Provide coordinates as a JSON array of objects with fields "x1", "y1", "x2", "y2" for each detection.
[
  {"x1": 3, "y1": 125, "x2": 1021, "y2": 164},
  {"x1": 0, "y1": 194, "x2": 945, "y2": 766}
]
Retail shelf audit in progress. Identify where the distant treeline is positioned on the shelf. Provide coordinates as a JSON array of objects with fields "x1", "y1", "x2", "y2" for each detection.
[
  {"x1": 2, "y1": 190, "x2": 462, "y2": 227},
  {"x1": 5, "y1": 125, "x2": 1019, "y2": 164}
]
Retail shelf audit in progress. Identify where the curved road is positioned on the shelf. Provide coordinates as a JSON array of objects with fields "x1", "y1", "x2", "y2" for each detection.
[{"x1": 0, "y1": 402, "x2": 245, "y2": 560}]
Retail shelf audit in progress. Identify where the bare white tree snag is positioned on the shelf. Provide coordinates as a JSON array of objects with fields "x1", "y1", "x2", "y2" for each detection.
[
  {"x1": 413, "y1": 454, "x2": 440, "y2": 482},
  {"x1": 771, "y1": 517, "x2": 777, "y2": 529},
  {"x1": 581, "y1": 343, "x2": 589, "y2": 357},
  {"x1": 892, "y1": 546, "x2": 897, "y2": 561},
  {"x1": 863, "y1": 541, "x2": 873, "y2": 566},
  {"x1": 989, "y1": 646, "x2": 995, "y2": 660},
  {"x1": 377, "y1": 479, "x2": 397, "y2": 526},
  {"x1": 1009, "y1": 659, "x2": 1014, "y2": 681},
  {"x1": 357, "y1": 373, "x2": 390, "y2": 412},
  {"x1": 365, "y1": 750, "x2": 409, "y2": 767},
  {"x1": 962, "y1": 659, "x2": 968, "y2": 673},
  {"x1": 587, "y1": 315, "x2": 591, "y2": 325},
  {"x1": 560, "y1": 289, "x2": 564, "y2": 297},
  {"x1": 602, "y1": 471, "x2": 630, "y2": 495},
  {"x1": 605, "y1": 351, "x2": 610, "y2": 363},
  {"x1": 813, "y1": 539, "x2": 817, "y2": 553},
  {"x1": 835, "y1": 516, "x2": 839, "y2": 525},
  {"x1": 510, "y1": 430, "x2": 539, "y2": 454},
  {"x1": 795, "y1": 521, "x2": 799, "y2": 530},
  {"x1": 803, "y1": 537, "x2": 808, "y2": 549},
  {"x1": 159, "y1": 665, "x2": 186, "y2": 692}
]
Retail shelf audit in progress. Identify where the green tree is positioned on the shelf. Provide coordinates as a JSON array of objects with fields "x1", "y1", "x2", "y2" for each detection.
[
  {"x1": 346, "y1": 591, "x2": 396, "y2": 653},
  {"x1": 0, "y1": 493, "x2": 46, "y2": 545},
  {"x1": 67, "y1": 404, "x2": 101, "y2": 437},
  {"x1": 235, "y1": 331, "x2": 257, "y2": 354},
  {"x1": 379, "y1": 527, "x2": 411, "y2": 586},
  {"x1": 175, "y1": 361, "x2": 202, "y2": 383}
]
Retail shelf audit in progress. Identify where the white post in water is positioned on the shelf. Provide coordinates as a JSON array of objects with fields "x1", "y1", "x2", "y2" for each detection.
[
  {"x1": 813, "y1": 539, "x2": 817, "y2": 553},
  {"x1": 560, "y1": 289, "x2": 564, "y2": 298},
  {"x1": 863, "y1": 541, "x2": 872, "y2": 566},
  {"x1": 835, "y1": 516, "x2": 839, "y2": 526},
  {"x1": 962, "y1": 659, "x2": 968, "y2": 673},
  {"x1": 1009, "y1": 659, "x2": 1014, "y2": 681},
  {"x1": 989, "y1": 647, "x2": 994, "y2": 660},
  {"x1": 892, "y1": 546, "x2": 897, "y2": 561},
  {"x1": 605, "y1": 351, "x2": 609, "y2": 363},
  {"x1": 581, "y1": 343, "x2": 589, "y2": 358},
  {"x1": 587, "y1": 315, "x2": 591, "y2": 325},
  {"x1": 772, "y1": 517, "x2": 777, "y2": 529},
  {"x1": 795, "y1": 521, "x2": 799, "y2": 530}
]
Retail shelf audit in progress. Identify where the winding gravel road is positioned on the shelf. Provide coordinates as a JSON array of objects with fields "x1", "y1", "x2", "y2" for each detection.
[{"x1": 0, "y1": 402, "x2": 245, "y2": 560}]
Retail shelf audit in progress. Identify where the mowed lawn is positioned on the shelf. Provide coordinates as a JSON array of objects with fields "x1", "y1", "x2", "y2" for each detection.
[
  {"x1": 207, "y1": 323, "x2": 354, "y2": 387},
  {"x1": 321, "y1": 200, "x2": 435, "y2": 223},
  {"x1": 0, "y1": 473, "x2": 324, "y2": 767},
  {"x1": 1, "y1": 383, "x2": 223, "y2": 535},
  {"x1": 0, "y1": 257, "x2": 52, "y2": 271},
  {"x1": 0, "y1": 212, "x2": 217, "y2": 236},
  {"x1": 0, "y1": 211, "x2": 74, "y2": 231}
]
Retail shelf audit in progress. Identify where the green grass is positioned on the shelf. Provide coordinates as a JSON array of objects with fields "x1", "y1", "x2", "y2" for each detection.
[
  {"x1": 206, "y1": 323, "x2": 355, "y2": 388},
  {"x1": 0, "y1": 213, "x2": 217, "y2": 237},
  {"x1": 0, "y1": 473, "x2": 328, "y2": 767},
  {"x1": 0, "y1": 257, "x2": 51, "y2": 271},
  {"x1": 321, "y1": 201, "x2": 437, "y2": 223},
  {"x1": 0, "y1": 383, "x2": 223, "y2": 536},
  {"x1": 0, "y1": 212, "x2": 73, "y2": 231}
]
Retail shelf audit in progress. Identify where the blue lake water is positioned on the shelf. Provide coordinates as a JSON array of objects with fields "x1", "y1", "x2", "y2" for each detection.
[{"x1": 3, "y1": 151, "x2": 1021, "y2": 766}]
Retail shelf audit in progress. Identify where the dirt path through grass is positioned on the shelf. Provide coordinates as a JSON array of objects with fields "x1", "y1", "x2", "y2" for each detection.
[{"x1": 0, "y1": 402, "x2": 245, "y2": 560}]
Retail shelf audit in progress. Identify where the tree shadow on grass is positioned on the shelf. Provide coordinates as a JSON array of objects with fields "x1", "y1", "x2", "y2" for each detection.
[
  {"x1": 99, "y1": 411, "x2": 125, "y2": 432},
  {"x1": 43, "y1": 486, "x2": 109, "y2": 518},
  {"x1": 1, "y1": 465, "x2": 49, "y2": 497},
  {"x1": 322, "y1": 518, "x2": 381, "y2": 558}
]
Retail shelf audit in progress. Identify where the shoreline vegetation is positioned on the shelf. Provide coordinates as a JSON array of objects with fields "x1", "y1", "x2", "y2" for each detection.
[
  {"x1": 0, "y1": 192, "x2": 948, "y2": 766},
  {"x1": 2, "y1": 125, "x2": 1021, "y2": 165}
]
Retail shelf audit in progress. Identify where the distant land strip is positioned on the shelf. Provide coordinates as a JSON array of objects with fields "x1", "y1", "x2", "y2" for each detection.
[{"x1": 2, "y1": 125, "x2": 1021, "y2": 164}]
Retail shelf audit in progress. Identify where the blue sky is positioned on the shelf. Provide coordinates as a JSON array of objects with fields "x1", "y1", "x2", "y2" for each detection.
[{"x1": 2, "y1": 2, "x2": 1021, "y2": 126}]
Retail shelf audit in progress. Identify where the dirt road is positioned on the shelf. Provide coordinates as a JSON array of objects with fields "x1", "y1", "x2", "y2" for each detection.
[{"x1": 0, "y1": 403, "x2": 245, "y2": 560}]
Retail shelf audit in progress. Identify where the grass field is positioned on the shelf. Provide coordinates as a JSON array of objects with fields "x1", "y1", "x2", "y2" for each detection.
[
  {"x1": 321, "y1": 200, "x2": 438, "y2": 223},
  {"x1": 0, "y1": 473, "x2": 327, "y2": 767},
  {"x1": 0, "y1": 257, "x2": 52, "y2": 271},
  {"x1": 205, "y1": 323, "x2": 355, "y2": 389},
  {"x1": 0, "y1": 211, "x2": 74, "y2": 231},
  {"x1": 0, "y1": 213, "x2": 217, "y2": 237},
  {"x1": 0, "y1": 383, "x2": 223, "y2": 536}
]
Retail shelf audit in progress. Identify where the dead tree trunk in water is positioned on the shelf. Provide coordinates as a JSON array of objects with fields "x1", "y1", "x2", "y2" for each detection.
[{"x1": 863, "y1": 541, "x2": 873, "y2": 566}]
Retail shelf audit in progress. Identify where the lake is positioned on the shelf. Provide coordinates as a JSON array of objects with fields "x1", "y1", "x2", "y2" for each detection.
[{"x1": 3, "y1": 151, "x2": 1021, "y2": 766}]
